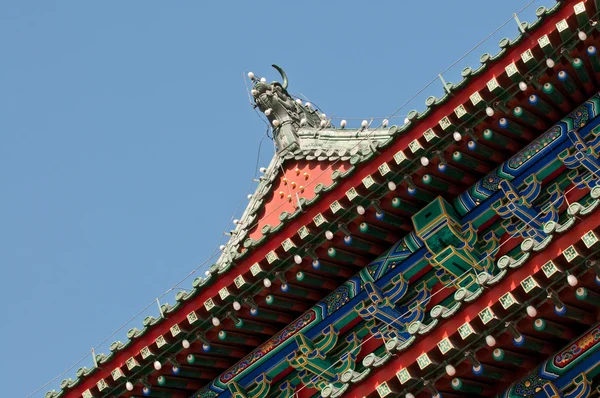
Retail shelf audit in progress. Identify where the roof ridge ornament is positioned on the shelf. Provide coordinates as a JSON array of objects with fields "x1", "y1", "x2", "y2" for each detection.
[{"x1": 249, "y1": 65, "x2": 322, "y2": 153}]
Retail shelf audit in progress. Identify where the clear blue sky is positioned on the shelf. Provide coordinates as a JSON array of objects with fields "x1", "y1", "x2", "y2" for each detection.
[{"x1": 1, "y1": 1, "x2": 543, "y2": 396}]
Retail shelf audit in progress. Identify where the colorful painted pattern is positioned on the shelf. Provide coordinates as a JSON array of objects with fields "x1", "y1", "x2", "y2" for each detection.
[
  {"x1": 194, "y1": 389, "x2": 218, "y2": 398},
  {"x1": 322, "y1": 285, "x2": 350, "y2": 314},
  {"x1": 507, "y1": 126, "x2": 562, "y2": 169},
  {"x1": 512, "y1": 373, "x2": 547, "y2": 397},
  {"x1": 554, "y1": 325, "x2": 600, "y2": 369},
  {"x1": 503, "y1": 324, "x2": 600, "y2": 398},
  {"x1": 218, "y1": 310, "x2": 316, "y2": 383},
  {"x1": 455, "y1": 94, "x2": 600, "y2": 215}
]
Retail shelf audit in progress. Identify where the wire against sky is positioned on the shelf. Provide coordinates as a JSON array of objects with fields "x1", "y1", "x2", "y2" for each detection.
[{"x1": 28, "y1": 0, "x2": 543, "y2": 395}]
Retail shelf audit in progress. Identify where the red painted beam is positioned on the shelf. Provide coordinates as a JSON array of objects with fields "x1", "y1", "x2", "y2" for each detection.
[
  {"x1": 64, "y1": 1, "x2": 581, "y2": 396},
  {"x1": 346, "y1": 202, "x2": 600, "y2": 398}
]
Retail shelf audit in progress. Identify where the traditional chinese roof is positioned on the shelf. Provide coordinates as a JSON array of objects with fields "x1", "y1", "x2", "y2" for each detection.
[{"x1": 45, "y1": 1, "x2": 600, "y2": 397}]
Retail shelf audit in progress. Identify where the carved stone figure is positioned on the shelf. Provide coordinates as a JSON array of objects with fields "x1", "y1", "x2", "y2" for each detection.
[{"x1": 250, "y1": 65, "x2": 322, "y2": 152}]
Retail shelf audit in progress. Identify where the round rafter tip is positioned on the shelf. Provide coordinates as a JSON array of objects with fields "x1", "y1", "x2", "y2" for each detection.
[{"x1": 519, "y1": 81, "x2": 528, "y2": 91}]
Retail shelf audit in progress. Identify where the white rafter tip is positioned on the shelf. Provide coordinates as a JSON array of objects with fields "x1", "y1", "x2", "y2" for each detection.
[
  {"x1": 259, "y1": 167, "x2": 267, "y2": 173},
  {"x1": 247, "y1": 194, "x2": 253, "y2": 199},
  {"x1": 420, "y1": 157, "x2": 429, "y2": 166},
  {"x1": 272, "y1": 119, "x2": 280, "y2": 127},
  {"x1": 526, "y1": 305, "x2": 538, "y2": 318},
  {"x1": 263, "y1": 278, "x2": 272, "y2": 288},
  {"x1": 219, "y1": 245, "x2": 226, "y2": 251},
  {"x1": 405, "y1": 393, "x2": 415, "y2": 398},
  {"x1": 182, "y1": 339, "x2": 190, "y2": 349},
  {"x1": 305, "y1": 102, "x2": 312, "y2": 109},
  {"x1": 356, "y1": 205, "x2": 366, "y2": 215},
  {"x1": 260, "y1": 77, "x2": 267, "y2": 83},
  {"x1": 579, "y1": 31, "x2": 588, "y2": 41},
  {"x1": 126, "y1": 382, "x2": 134, "y2": 391},
  {"x1": 519, "y1": 81, "x2": 528, "y2": 91},
  {"x1": 361, "y1": 120, "x2": 368, "y2": 128},
  {"x1": 212, "y1": 317, "x2": 221, "y2": 326},
  {"x1": 325, "y1": 230, "x2": 334, "y2": 240},
  {"x1": 485, "y1": 107, "x2": 495, "y2": 117},
  {"x1": 546, "y1": 58, "x2": 556, "y2": 68},
  {"x1": 153, "y1": 360, "x2": 162, "y2": 370},
  {"x1": 295, "y1": 98, "x2": 302, "y2": 105},
  {"x1": 251, "y1": 89, "x2": 258, "y2": 97},
  {"x1": 445, "y1": 364, "x2": 456, "y2": 376},
  {"x1": 485, "y1": 335, "x2": 497, "y2": 347},
  {"x1": 567, "y1": 274, "x2": 578, "y2": 287},
  {"x1": 247, "y1": 72, "x2": 255, "y2": 79},
  {"x1": 453, "y1": 132, "x2": 462, "y2": 141},
  {"x1": 340, "y1": 119, "x2": 347, "y2": 128},
  {"x1": 388, "y1": 181, "x2": 397, "y2": 191},
  {"x1": 233, "y1": 301, "x2": 241, "y2": 311},
  {"x1": 294, "y1": 254, "x2": 303, "y2": 264},
  {"x1": 205, "y1": 270, "x2": 211, "y2": 277},
  {"x1": 320, "y1": 120, "x2": 327, "y2": 127},
  {"x1": 403, "y1": 117, "x2": 410, "y2": 125},
  {"x1": 382, "y1": 118, "x2": 389, "y2": 127}
]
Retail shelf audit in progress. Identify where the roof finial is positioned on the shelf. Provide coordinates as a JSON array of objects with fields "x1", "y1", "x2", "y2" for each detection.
[{"x1": 248, "y1": 65, "x2": 322, "y2": 153}]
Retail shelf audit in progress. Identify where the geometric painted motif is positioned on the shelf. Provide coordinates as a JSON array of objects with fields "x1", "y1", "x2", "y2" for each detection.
[
  {"x1": 355, "y1": 274, "x2": 431, "y2": 344},
  {"x1": 455, "y1": 93, "x2": 600, "y2": 215},
  {"x1": 286, "y1": 326, "x2": 368, "y2": 396},
  {"x1": 492, "y1": 176, "x2": 563, "y2": 247},
  {"x1": 560, "y1": 129, "x2": 600, "y2": 190}
]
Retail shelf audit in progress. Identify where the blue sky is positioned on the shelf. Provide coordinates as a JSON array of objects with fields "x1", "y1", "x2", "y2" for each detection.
[{"x1": 1, "y1": 1, "x2": 544, "y2": 396}]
